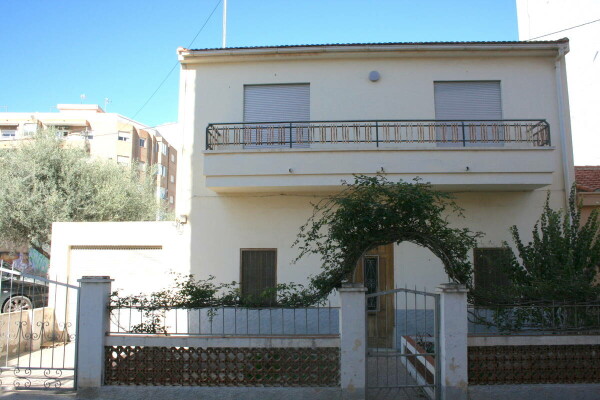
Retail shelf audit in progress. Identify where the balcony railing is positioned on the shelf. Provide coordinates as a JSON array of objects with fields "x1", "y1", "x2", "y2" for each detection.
[{"x1": 206, "y1": 120, "x2": 550, "y2": 150}]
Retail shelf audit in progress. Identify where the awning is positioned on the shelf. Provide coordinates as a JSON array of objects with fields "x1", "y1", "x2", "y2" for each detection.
[
  {"x1": 42, "y1": 119, "x2": 89, "y2": 127},
  {"x1": 0, "y1": 120, "x2": 22, "y2": 126}
]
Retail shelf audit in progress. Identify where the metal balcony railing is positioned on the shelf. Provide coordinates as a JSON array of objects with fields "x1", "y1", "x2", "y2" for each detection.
[{"x1": 205, "y1": 120, "x2": 550, "y2": 150}]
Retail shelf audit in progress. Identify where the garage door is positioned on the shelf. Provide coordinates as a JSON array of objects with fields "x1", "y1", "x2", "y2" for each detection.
[{"x1": 69, "y1": 246, "x2": 168, "y2": 295}]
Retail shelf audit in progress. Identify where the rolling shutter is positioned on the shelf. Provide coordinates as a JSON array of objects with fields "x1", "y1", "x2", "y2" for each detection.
[
  {"x1": 244, "y1": 84, "x2": 310, "y2": 122},
  {"x1": 434, "y1": 81, "x2": 502, "y2": 120},
  {"x1": 434, "y1": 81, "x2": 503, "y2": 146}
]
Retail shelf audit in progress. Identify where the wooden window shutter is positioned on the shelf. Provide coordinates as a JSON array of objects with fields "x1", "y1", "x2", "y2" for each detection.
[
  {"x1": 241, "y1": 249, "x2": 277, "y2": 305},
  {"x1": 473, "y1": 248, "x2": 512, "y2": 301}
]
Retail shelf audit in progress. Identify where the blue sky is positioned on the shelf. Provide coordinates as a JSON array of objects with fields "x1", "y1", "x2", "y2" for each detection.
[{"x1": 0, "y1": 1, "x2": 518, "y2": 127}]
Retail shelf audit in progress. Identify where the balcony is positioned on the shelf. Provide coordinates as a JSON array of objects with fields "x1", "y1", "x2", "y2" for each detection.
[
  {"x1": 203, "y1": 120, "x2": 554, "y2": 193},
  {"x1": 206, "y1": 120, "x2": 550, "y2": 150}
]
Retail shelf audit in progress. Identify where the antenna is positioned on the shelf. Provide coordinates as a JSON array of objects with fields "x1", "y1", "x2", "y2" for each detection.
[
  {"x1": 104, "y1": 98, "x2": 112, "y2": 111},
  {"x1": 222, "y1": 0, "x2": 227, "y2": 48},
  {"x1": 80, "y1": 94, "x2": 86, "y2": 104}
]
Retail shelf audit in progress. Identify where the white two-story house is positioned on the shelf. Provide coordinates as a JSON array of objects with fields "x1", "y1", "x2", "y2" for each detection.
[{"x1": 174, "y1": 40, "x2": 574, "y2": 302}]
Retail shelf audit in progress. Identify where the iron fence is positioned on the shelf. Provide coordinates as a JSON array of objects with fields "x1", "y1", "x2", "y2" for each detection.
[
  {"x1": 468, "y1": 302, "x2": 600, "y2": 335},
  {"x1": 0, "y1": 267, "x2": 78, "y2": 389},
  {"x1": 365, "y1": 287, "x2": 441, "y2": 400},
  {"x1": 109, "y1": 304, "x2": 339, "y2": 336},
  {"x1": 206, "y1": 119, "x2": 550, "y2": 150}
]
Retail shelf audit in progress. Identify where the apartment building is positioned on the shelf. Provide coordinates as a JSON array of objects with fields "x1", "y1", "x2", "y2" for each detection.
[{"x1": 0, "y1": 104, "x2": 177, "y2": 208}]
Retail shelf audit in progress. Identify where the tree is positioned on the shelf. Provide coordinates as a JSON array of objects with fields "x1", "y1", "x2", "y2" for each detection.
[
  {"x1": 0, "y1": 131, "x2": 168, "y2": 255},
  {"x1": 486, "y1": 188, "x2": 600, "y2": 304},
  {"x1": 293, "y1": 175, "x2": 480, "y2": 301}
]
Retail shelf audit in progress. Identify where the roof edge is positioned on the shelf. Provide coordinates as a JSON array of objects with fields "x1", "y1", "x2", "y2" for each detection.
[{"x1": 178, "y1": 39, "x2": 570, "y2": 61}]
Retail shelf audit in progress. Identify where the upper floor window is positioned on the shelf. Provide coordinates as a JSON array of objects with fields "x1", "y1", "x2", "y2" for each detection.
[
  {"x1": 244, "y1": 84, "x2": 310, "y2": 122},
  {"x1": 243, "y1": 84, "x2": 310, "y2": 148},
  {"x1": 0, "y1": 126, "x2": 17, "y2": 138},
  {"x1": 158, "y1": 143, "x2": 168, "y2": 156},
  {"x1": 170, "y1": 175, "x2": 175, "y2": 183},
  {"x1": 170, "y1": 154, "x2": 175, "y2": 163},
  {"x1": 139, "y1": 138, "x2": 146, "y2": 148},
  {"x1": 158, "y1": 164, "x2": 167, "y2": 177},
  {"x1": 23, "y1": 123, "x2": 37, "y2": 135},
  {"x1": 118, "y1": 131, "x2": 131, "y2": 142},
  {"x1": 434, "y1": 81, "x2": 503, "y2": 146}
]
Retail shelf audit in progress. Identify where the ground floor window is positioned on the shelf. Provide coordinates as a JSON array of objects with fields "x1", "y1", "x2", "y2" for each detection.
[
  {"x1": 473, "y1": 247, "x2": 511, "y2": 301},
  {"x1": 240, "y1": 249, "x2": 277, "y2": 305}
]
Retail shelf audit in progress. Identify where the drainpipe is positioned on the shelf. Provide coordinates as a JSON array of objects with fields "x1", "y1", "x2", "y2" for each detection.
[{"x1": 555, "y1": 44, "x2": 574, "y2": 208}]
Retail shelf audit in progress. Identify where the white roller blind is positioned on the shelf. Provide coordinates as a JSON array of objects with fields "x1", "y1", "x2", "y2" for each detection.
[
  {"x1": 434, "y1": 81, "x2": 502, "y2": 120},
  {"x1": 244, "y1": 84, "x2": 310, "y2": 122}
]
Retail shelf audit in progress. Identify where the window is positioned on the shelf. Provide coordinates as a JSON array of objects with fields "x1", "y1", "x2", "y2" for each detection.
[
  {"x1": 240, "y1": 249, "x2": 277, "y2": 305},
  {"x1": 118, "y1": 131, "x2": 131, "y2": 141},
  {"x1": 434, "y1": 81, "x2": 503, "y2": 146},
  {"x1": 159, "y1": 143, "x2": 168, "y2": 156},
  {"x1": 23, "y1": 123, "x2": 37, "y2": 135},
  {"x1": 170, "y1": 154, "x2": 175, "y2": 163},
  {"x1": 0, "y1": 126, "x2": 17, "y2": 138},
  {"x1": 473, "y1": 248, "x2": 511, "y2": 303},
  {"x1": 157, "y1": 164, "x2": 167, "y2": 177},
  {"x1": 169, "y1": 196, "x2": 174, "y2": 204},
  {"x1": 364, "y1": 256, "x2": 379, "y2": 311},
  {"x1": 139, "y1": 138, "x2": 146, "y2": 147},
  {"x1": 116, "y1": 155, "x2": 129, "y2": 165},
  {"x1": 157, "y1": 187, "x2": 167, "y2": 199},
  {"x1": 170, "y1": 175, "x2": 175, "y2": 183},
  {"x1": 243, "y1": 84, "x2": 310, "y2": 148},
  {"x1": 138, "y1": 161, "x2": 146, "y2": 171}
]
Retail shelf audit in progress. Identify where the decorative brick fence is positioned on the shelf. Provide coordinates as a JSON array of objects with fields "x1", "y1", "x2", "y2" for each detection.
[
  {"x1": 468, "y1": 336, "x2": 600, "y2": 385},
  {"x1": 104, "y1": 345, "x2": 340, "y2": 386}
]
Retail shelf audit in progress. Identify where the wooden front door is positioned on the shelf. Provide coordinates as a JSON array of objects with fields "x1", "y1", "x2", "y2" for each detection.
[{"x1": 353, "y1": 243, "x2": 395, "y2": 348}]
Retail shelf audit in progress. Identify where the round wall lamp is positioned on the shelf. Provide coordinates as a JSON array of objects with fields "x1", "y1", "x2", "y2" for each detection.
[{"x1": 369, "y1": 71, "x2": 381, "y2": 82}]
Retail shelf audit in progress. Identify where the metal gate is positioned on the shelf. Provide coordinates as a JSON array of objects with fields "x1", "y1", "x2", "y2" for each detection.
[
  {"x1": 0, "y1": 266, "x2": 79, "y2": 389},
  {"x1": 366, "y1": 287, "x2": 441, "y2": 400}
]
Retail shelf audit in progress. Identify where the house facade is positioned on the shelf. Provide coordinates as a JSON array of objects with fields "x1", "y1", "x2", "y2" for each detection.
[
  {"x1": 174, "y1": 40, "x2": 575, "y2": 298},
  {"x1": 0, "y1": 104, "x2": 177, "y2": 208}
]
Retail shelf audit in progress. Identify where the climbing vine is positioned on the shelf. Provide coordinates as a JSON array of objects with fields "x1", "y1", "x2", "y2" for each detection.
[{"x1": 294, "y1": 175, "x2": 481, "y2": 300}]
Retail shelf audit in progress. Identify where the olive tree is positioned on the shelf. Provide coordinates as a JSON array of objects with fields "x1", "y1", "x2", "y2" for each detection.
[{"x1": 0, "y1": 131, "x2": 168, "y2": 255}]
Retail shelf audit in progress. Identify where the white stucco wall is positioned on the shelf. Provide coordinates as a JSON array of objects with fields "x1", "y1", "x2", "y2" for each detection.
[{"x1": 50, "y1": 221, "x2": 188, "y2": 294}]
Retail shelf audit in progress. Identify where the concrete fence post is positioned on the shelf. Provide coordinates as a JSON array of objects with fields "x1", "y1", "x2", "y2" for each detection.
[
  {"x1": 436, "y1": 282, "x2": 469, "y2": 400},
  {"x1": 338, "y1": 283, "x2": 368, "y2": 400},
  {"x1": 76, "y1": 276, "x2": 113, "y2": 390}
]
